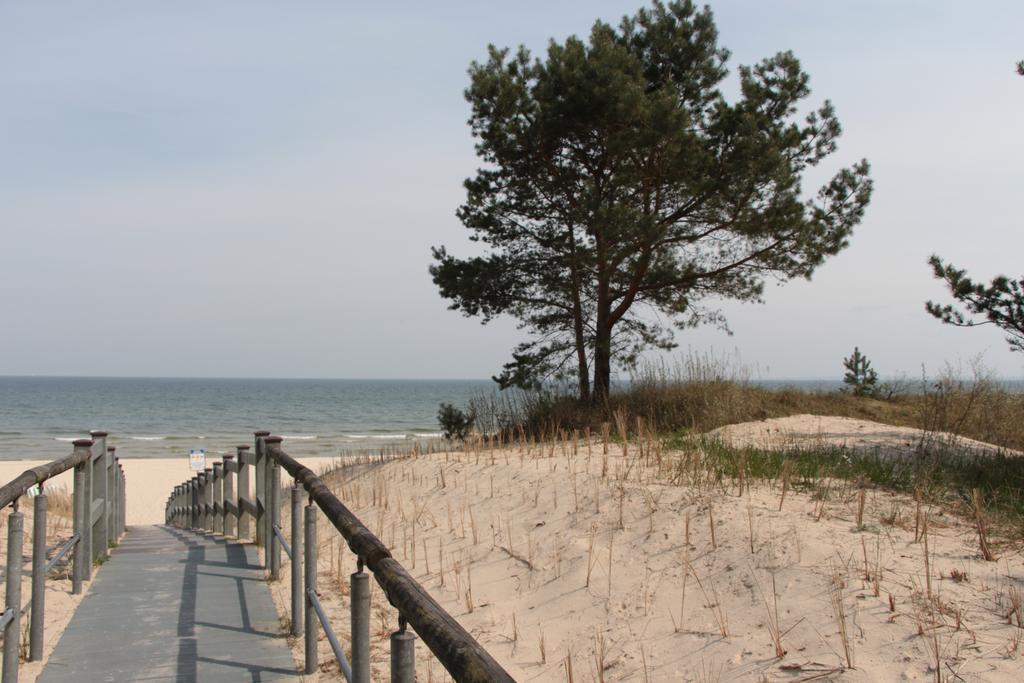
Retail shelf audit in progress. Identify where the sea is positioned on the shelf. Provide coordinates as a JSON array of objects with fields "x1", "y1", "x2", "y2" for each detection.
[
  {"x1": 3, "y1": 376, "x2": 1018, "y2": 462},
  {"x1": 0, "y1": 377, "x2": 494, "y2": 461}
]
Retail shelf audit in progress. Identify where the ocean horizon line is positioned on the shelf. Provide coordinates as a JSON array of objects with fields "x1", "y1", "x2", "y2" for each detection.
[
  {"x1": 2, "y1": 374, "x2": 1021, "y2": 384},
  {"x1": 0, "y1": 374, "x2": 494, "y2": 382}
]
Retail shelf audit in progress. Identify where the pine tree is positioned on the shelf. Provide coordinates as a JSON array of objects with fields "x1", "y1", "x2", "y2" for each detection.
[
  {"x1": 842, "y1": 347, "x2": 878, "y2": 397},
  {"x1": 431, "y1": 0, "x2": 872, "y2": 402}
]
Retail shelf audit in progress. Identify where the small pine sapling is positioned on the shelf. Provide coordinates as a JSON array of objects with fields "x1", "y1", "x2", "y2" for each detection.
[{"x1": 841, "y1": 347, "x2": 879, "y2": 397}]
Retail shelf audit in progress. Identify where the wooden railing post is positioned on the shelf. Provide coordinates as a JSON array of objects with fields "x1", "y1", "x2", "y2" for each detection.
[
  {"x1": 89, "y1": 431, "x2": 108, "y2": 563},
  {"x1": 119, "y1": 462, "x2": 126, "y2": 536},
  {"x1": 203, "y1": 468, "x2": 213, "y2": 532},
  {"x1": 304, "y1": 501, "x2": 318, "y2": 675},
  {"x1": 72, "y1": 439, "x2": 91, "y2": 592},
  {"x1": 212, "y1": 462, "x2": 224, "y2": 535},
  {"x1": 198, "y1": 472, "x2": 207, "y2": 531},
  {"x1": 191, "y1": 476, "x2": 199, "y2": 530},
  {"x1": 195, "y1": 476, "x2": 202, "y2": 529},
  {"x1": 187, "y1": 478, "x2": 196, "y2": 529},
  {"x1": 172, "y1": 483, "x2": 180, "y2": 528},
  {"x1": 266, "y1": 436, "x2": 283, "y2": 579},
  {"x1": 236, "y1": 445, "x2": 251, "y2": 540},
  {"x1": 290, "y1": 485, "x2": 302, "y2": 637},
  {"x1": 195, "y1": 475, "x2": 202, "y2": 530},
  {"x1": 110, "y1": 449, "x2": 123, "y2": 540},
  {"x1": 3, "y1": 503, "x2": 24, "y2": 683},
  {"x1": 254, "y1": 431, "x2": 269, "y2": 548},
  {"x1": 29, "y1": 487, "x2": 47, "y2": 661},
  {"x1": 106, "y1": 446, "x2": 117, "y2": 545},
  {"x1": 82, "y1": 441, "x2": 93, "y2": 579},
  {"x1": 223, "y1": 455, "x2": 235, "y2": 537}
]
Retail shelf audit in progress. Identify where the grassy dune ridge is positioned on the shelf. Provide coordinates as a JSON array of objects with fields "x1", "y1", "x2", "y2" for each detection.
[{"x1": 461, "y1": 357, "x2": 1024, "y2": 533}]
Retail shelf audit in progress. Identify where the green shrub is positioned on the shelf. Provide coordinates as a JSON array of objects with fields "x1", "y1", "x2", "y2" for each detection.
[{"x1": 437, "y1": 403, "x2": 474, "y2": 441}]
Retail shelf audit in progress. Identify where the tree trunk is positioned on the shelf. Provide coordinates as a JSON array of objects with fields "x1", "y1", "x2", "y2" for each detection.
[
  {"x1": 574, "y1": 315, "x2": 591, "y2": 402},
  {"x1": 592, "y1": 327, "x2": 612, "y2": 405},
  {"x1": 592, "y1": 267, "x2": 612, "y2": 404},
  {"x1": 568, "y1": 235, "x2": 591, "y2": 402}
]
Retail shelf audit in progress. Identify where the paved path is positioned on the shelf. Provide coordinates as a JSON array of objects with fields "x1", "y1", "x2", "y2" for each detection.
[{"x1": 38, "y1": 525, "x2": 299, "y2": 682}]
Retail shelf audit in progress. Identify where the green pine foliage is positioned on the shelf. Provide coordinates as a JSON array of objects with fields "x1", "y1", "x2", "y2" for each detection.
[
  {"x1": 431, "y1": 0, "x2": 872, "y2": 402},
  {"x1": 926, "y1": 256, "x2": 1024, "y2": 353},
  {"x1": 841, "y1": 347, "x2": 879, "y2": 397}
]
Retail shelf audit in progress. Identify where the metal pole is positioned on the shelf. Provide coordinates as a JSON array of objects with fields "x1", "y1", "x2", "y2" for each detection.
[
  {"x1": 304, "y1": 503, "x2": 318, "y2": 675},
  {"x1": 212, "y1": 463, "x2": 223, "y2": 535},
  {"x1": 390, "y1": 619, "x2": 416, "y2": 683},
  {"x1": 269, "y1": 458, "x2": 282, "y2": 579},
  {"x1": 223, "y1": 455, "x2": 235, "y2": 537},
  {"x1": 290, "y1": 486, "x2": 302, "y2": 637},
  {"x1": 351, "y1": 565, "x2": 371, "y2": 683},
  {"x1": 3, "y1": 507, "x2": 24, "y2": 683},
  {"x1": 29, "y1": 491, "x2": 47, "y2": 661},
  {"x1": 72, "y1": 439, "x2": 91, "y2": 593},
  {"x1": 254, "y1": 431, "x2": 269, "y2": 548},
  {"x1": 236, "y1": 445, "x2": 250, "y2": 540}
]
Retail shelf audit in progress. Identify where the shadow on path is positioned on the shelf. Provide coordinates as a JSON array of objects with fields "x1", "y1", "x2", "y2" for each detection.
[{"x1": 38, "y1": 525, "x2": 298, "y2": 682}]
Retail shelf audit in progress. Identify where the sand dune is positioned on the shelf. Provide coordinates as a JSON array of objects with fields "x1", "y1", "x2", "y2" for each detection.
[
  {"x1": 710, "y1": 414, "x2": 1019, "y2": 458},
  {"x1": 267, "y1": 426, "x2": 1023, "y2": 681}
]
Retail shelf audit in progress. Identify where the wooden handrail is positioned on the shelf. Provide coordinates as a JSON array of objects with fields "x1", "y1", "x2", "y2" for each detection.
[
  {"x1": 0, "y1": 443, "x2": 91, "y2": 509},
  {"x1": 265, "y1": 440, "x2": 515, "y2": 683}
]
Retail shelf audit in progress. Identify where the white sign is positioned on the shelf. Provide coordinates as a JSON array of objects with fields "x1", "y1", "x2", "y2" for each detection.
[{"x1": 189, "y1": 449, "x2": 206, "y2": 472}]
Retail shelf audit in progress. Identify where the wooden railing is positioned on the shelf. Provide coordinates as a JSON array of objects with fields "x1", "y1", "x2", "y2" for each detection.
[
  {"x1": 165, "y1": 431, "x2": 513, "y2": 683},
  {"x1": 0, "y1": 431, "x2": 125, "y2": 683}
]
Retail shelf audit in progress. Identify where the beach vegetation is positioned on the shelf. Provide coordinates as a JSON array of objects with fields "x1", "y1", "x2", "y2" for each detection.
[
  {"x1": 431, "y1": 0, "x2": 873, "y2": 403},
  {"x1": 841, "y1": 346, "x2": 879, "y2": 396},
  {"x1": 466, "y1": 353, "x2": 1024, "y2": 452},
  {"x1": 438, "y1": 402, "x2": 475, "y2": 441}
]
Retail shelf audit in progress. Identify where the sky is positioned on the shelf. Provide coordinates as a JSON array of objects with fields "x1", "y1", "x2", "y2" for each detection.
[{"x1": 1, "y1": 1, "x2": 1022, "y2": 381}]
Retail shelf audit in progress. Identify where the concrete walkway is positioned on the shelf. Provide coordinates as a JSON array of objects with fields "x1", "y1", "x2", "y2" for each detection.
[{"x1": 38, "y1": 525, "x2": 299, "y2": 682}]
